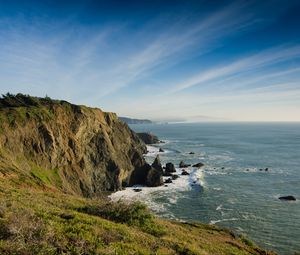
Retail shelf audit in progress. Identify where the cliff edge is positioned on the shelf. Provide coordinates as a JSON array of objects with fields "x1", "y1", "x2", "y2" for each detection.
[{"x1": 0, "y1": 93, "x2": 148, "y2": 196}]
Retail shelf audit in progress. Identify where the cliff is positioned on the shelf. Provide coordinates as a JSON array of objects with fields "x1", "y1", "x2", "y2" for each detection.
[
  {"x1": 137, "y1": 132, "x2": 160, "y2": 144},
  {"x1": 0, "y1": 94, "x2": 148, "y2": 196}
]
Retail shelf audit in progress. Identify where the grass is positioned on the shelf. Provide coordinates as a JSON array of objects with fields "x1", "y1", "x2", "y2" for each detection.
[
  {"x1": 30, "y1": 166, "x2": 62, "y2": 188},
  {"x1": 0, "y1": 176, "x2": 277, "y2": 255},
  {"x1": 0, "y1": 93, "x2": 75, "y2": 129}
]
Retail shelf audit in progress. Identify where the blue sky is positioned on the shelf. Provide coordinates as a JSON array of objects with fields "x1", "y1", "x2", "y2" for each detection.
[{"x1": 0, "y1": 0, "x2": 300, "y2": 121}]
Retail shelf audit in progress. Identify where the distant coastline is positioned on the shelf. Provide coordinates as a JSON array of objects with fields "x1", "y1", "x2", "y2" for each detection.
[{"x1": 119, "y1": 116, "x2": 153, "y2": 124}]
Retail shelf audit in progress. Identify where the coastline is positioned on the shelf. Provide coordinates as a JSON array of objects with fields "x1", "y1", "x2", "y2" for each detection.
[
  {"x1": 118, "y1": 123, "x2": 300, "y2": 255},
  {"x1": 110, "y1": 144, "x2": 205, "y2": 218}
]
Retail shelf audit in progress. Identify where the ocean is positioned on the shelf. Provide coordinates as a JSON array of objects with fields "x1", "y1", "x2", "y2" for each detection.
[{"x1": 111, "y1": 122, "x2": 300, "y2": 255}]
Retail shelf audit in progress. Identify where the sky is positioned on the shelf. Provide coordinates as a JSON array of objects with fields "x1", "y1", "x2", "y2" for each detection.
[{"x1": 0, "y1": 0, "x2": 300, "y2": 122}]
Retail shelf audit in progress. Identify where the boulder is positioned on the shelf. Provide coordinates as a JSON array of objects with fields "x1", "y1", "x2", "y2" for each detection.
[
  {"x1": 279, "y1": 196, "x2": 296, "y2": 201},
  {"x1": 189, "y1": 152, "x2": 195, "y2": 154},
  {"x1": 165, "y1": 162, "x2": 176, "y2": 173},
  {"x1": 137, "y1": 132, "x2": 160, "y2": 144},
  {"x1": 159, "y1": 148, "x2": 165, "y2": 152},
  {"x1": 133, "y1": 188, "x2": 142, "y2": 192},
  {"x1": 181, "y1": 170, "x2": 190, "y2": 176},
  {"x1": 152, "y1": 155, "x2": 163, "y2": 173},
  {"x1": 179, "y1": 161, "x2": 191, "y2": 168},
  {"x1": 171, "y1": 174, "x2": 179, "y2": 180},
  {"x1": 164, "y1": 178, "x2": 172, "y2": 184},
  {"x1": 265, "y1": 168, "x2": 269, "y2": 171},
  {"x1": 192, "y1": 162, "x2": 204, "y2": 168}
]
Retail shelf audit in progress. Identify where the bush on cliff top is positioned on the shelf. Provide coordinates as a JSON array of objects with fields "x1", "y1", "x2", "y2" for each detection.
[
  {"x1": 0, "y1": 93, "x2": 59, "y2": 108},
  {"x1": 77, "y1": 200, "x2": 165, "y2": 237}
]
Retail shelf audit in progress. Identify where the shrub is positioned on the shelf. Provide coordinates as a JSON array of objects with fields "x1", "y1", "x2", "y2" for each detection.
[
  {"x1": 0, "y1": 205, "x2": 5, "y2": 218},
  {"x1": 239, "y1": 234, "x2": 256, "y2": 248},
  {"x1": 0, "y1": 219, "x2": 10, "y2": 240},
  {"x1": 78, "y1": 201, "x2": 165, "y2": 237}
]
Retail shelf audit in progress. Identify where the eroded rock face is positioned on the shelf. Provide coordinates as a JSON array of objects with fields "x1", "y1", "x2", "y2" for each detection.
[
  {"x1": 130, "y1": 158, "x2": 163, "y2": 187},
  {"x1": 137, "y1": 132, "x2": 160, "y2": 144},
  {"x1": 146, "y1": 167, "x2": 163, "y2": 187},
  {"x1": 0, "y1": 98, "x2": 148, "y2": 197}
]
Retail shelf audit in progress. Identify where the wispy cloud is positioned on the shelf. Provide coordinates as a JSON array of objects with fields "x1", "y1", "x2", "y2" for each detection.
[
  {"x1": 170, "y1": 45, "x2": 300, "y2": 93},
  {"x1": 1, "y1": 1, "x2": 300, "y2": 121},
  {"x1": 1, "y1": 0, "x2": 254, "y2": 99}
]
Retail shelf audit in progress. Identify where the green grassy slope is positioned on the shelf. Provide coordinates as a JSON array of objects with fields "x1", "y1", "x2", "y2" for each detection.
[{"x1": 0, "y1": 175, "x2": 276, "y2": 255}]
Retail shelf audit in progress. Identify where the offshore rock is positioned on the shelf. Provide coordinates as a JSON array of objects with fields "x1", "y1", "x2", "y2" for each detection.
[
  {"x1": 192, "y1": 162, "x2": 204, "y2": 168},
  {"x1": 165, "y1": 162, "x2": 176, "y2": 173},
  {"x1": 179, "y1": 161, "x2": 191, "y2": 168},
  {"x1": 151, "y1": 155, "x2": 163, "y2": 174},
  {"x1": 279, "y1": 196, "x2": 296, "y2": 201}
]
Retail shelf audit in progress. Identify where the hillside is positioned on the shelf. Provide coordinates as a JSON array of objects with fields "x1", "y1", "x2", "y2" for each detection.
[
  {"x1": 0, "y1": 93, "x2": 150, "y2": 196},
  {"x1": 0, "y1": 94, "x2": 276, "y2": 255}
]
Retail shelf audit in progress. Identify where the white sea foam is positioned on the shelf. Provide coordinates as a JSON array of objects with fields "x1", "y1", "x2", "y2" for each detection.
[
  {"x1": 110, "y1": 142, "x2": 207, "y2": 216},
  {"x1": 109, "y1": 166, "x2": 206, "y2": 214},
  {"x1": 146, "y1": 145, "x2": 173, "y2": 156},
  {"x1": 216, "y1": 204, "x2": 223, "y2": 211},
  {"x1": 146, "y1": 145, "x2": 160, "y2": 156},
  {"x1": 209, "y1": 218, "x2": 239, "y2": 225},
  {"x1": 213, "y1": 187, "x2": 222, "y2": 191}
]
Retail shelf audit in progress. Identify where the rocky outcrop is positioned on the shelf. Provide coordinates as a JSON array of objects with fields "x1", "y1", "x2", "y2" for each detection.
[
  {"x1": 129, "y1": 158, "x2": 163, "y2": 187},
  {"x1": 192, "y1": 162, "x2": 204, "y2": 168},
  {"x1": 145, "y1": 165, "x2": 163, "y2": 187},
  {"x1": 0, "y1": 94, "x2": 150, "y2": 197},
  {"x1": 179, "y1": 161, "x2": 191, "y2": 168},
  {"x1": 137, "y1": 132, "x2": 160, "y2": 144},
  {"x1": 152, "y1": 155, "x2": 163, "y2": 173},
  {"x1": 165, "y1": 162, "x2": 176, "y2": 173},
  {"x1": 181, "y1": 170, "x2": 190, "y2": 175}
]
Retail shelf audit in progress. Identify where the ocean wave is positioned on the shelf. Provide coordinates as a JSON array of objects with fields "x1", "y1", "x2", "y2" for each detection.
[
  {"x1": 209, "y1": 218, "x2": 239, "y2": 225},
  {"x1": 212, "y1": 187, "x2": 222, "y2": 191},
  {"x1": 145, "y1": 145, "x2": 178, "y2": 156},
  {"x1": 110, "y1": 167, "x2": 206, "y2": 214},
  {"x1": 207, "y1": 154, "x2": 234, "y2": 162},
  {"x1": 216, "y1": 204, "x2": 223, "y2": 211}
]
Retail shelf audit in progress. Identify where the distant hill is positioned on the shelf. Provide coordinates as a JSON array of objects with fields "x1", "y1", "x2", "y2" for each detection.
[{"x1": 119, "y1": 116, "x2": 152, "y2": 124}]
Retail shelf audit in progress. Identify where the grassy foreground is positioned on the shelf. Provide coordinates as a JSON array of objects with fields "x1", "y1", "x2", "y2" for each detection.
[{"x1": 0, "y1": 176, "x2": 276, "y2": 255}]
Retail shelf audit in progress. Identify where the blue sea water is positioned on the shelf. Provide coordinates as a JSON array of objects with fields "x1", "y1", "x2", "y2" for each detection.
[{"x1": 113, "y1": 122, "x2": 300, "y2": 255}]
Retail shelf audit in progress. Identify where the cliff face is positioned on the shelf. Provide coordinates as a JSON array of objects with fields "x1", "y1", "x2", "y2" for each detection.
[{"x1": 0, "y1": 95, "x2": 147, "y2": 196}]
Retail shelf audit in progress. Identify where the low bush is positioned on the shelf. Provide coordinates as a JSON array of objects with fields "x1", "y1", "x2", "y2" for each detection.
[{"x1": 78, "y1": 201, "x2": 165, "y2": 237}]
